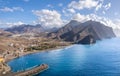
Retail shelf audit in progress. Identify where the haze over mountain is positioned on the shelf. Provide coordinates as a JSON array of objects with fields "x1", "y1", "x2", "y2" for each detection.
[
  {"x1": 0, "y1": 29, "x2": 12, "y2": 37},
  {"x1": 5, "y1": 24, "x2": 59, "y2": 34},
  {"x1": 4, "y1": 19, "x2": 116, "y2": 44},
  {"x1": 49, "y1": 20, "x2": 116, "y2": 44},
  {"x1": 5, "y1": 24, "x2": 44, "y2": 34},
  {"x1": 114, "y1": 28, "x2": 120, "y2": 37}
]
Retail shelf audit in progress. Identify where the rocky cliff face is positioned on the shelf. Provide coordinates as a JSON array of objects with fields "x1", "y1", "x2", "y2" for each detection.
[
  {"x1": 76, "y1": 35, "x2": 96, "y2": 44},
  {"x1": 49, "y1": 20, "x2": 116, "y2": 44}
]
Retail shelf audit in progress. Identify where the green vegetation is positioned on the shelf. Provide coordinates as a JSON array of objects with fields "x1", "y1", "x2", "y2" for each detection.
[{"x1": 26, "y1": 43, "x2": 57, "y2": 51}]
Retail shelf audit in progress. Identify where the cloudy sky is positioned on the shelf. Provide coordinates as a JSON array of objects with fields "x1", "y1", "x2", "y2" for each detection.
[{"x1": 0, "y1": 0, "x2": 120, "y2": 29}]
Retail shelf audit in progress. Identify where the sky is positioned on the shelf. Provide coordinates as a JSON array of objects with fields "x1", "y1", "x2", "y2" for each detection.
[{"x1": 0, "y1": 0, "x2": 120, "y2": 29}]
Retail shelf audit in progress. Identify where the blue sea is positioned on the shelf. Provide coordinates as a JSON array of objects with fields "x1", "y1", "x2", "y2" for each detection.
[{"x1": 7, "y1": 38, "x2": 120, "y2": 76}]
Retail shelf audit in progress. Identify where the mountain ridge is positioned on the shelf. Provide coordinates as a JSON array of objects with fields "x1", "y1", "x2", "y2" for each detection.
[
  {"x1": 4, "y1": 20, "x2": 116, "y2": 44},
  {"x1": 48, "y1": 20, "x2": 116, "y2": 44}
]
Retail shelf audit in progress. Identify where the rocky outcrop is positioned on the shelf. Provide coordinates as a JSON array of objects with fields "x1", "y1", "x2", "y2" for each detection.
[{"x1": 76, "y1": 35, "x2": 96, "y2": 44}]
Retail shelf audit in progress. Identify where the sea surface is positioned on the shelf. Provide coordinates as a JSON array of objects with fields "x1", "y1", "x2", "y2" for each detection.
[{"x1": 7, "y1": 38, "x2": 120, "y2": 76}]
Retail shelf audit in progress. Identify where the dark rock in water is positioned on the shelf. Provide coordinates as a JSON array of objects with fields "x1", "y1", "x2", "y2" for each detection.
[{"x1": 76, "y1": 35, "x2": 96, "y2": 44}]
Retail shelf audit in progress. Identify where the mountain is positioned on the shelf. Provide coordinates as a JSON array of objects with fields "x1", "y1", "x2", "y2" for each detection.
[
  {"x1": 5, "y1": 24, "x2": 45, "y2": 34},
  {"x1": 5, "y1": 24, "x2": 59, "y2": 35},
  {"x1": 0, "y1": 29, "x2": 12, "y2": 37},
  {"x1": 48, "y1": 20, "x2": 116, "y2": 44}
]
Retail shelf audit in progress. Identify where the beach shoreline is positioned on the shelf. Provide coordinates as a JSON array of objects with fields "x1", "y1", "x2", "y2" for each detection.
[
  {"x1": 6, "y1": 45, "x2": 68, "y2": 63},
  {"x1": 2, "y1": 45, "x2": 69, "y2": 76}
]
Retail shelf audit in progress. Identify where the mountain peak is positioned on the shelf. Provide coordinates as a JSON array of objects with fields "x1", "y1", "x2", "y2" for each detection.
[
  {"x1": 49, "y1": 20, "x2": 116, "y2": 44},
  {"x1": 69, "y1": 20, "x2": 79, "y2": 23}
]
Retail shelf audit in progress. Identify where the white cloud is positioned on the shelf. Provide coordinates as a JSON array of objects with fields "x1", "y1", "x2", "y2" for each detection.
[
  {"x1": 32, "y1": 9, "x2": 64, "y2": 28},
  {"x1": 72, "y1": 13, "x2": 86, "y2": 22},
  {"x1": 67, "y1": 8, "x2": 75, "y2": 13},
  {"x1": 113, "y1": 19, "x2": 120, "y2": 36},
  {"x1": 114, "y1": 19, "x2": 120, "y2": 28},
  {"x1": 62, "y1": 8, "x2": 73, "y2": 18},
  {"x1": 68, "y1": 0, "x2": 98, "y2": 10},
  {"x1": 0, "y1": 21, "x2": 24, "y2": 27},
  {"x1": 95, "y1": 0, "x2": 111, "y2": 14},
  {"x1": 67, "y1": 0, "x2": 111, "y2": 15},
  {"x1": 104, "y1": 3, "x2": 111, "y2": 10},
  {"x1": 95, "y1": 2, "x2": 102, "y2": 11},
  {"x1": 6, "y1": 21, "x2": 24, "y2": 27},
  {"x1": 72, "y1": 13, "x2": 120, "y2": 30},
  {"x1": 0, "y1": 7, "x2": 13, "y2": 12},
  {"x1": 0, "y1": 7, "x2": 24, "y2": 12},
  {"x1": 95, "y1": 0, "x2": 104, "y2": 11},
  {"x1": 71, "y1": 13, "x2": 120, "y2": 36},
  {"x1": 13, "y1": 7, "x2": 24, "y2": 11}
]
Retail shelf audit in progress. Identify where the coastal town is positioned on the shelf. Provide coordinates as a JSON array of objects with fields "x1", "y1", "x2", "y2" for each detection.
[{"x1": 0, "y1": 35, "x2": 71, "y2": 76}]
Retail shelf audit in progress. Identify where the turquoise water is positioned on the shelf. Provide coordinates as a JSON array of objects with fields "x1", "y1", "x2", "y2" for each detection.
[{"x1": 8, "y1": 38, "x2": 120, "y2": 76}]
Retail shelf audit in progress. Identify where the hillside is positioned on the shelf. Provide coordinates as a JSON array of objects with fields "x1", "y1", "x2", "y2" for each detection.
[
  {"x1": 5, "y1": 24, "x2": 45, "y2": 34},
  {"x1": 49, "y1": 20, "x2": 116, "y2": 44}
]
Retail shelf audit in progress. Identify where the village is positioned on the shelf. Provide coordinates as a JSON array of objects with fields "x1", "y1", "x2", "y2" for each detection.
[{"x1": 0, "y1": 36, "x2": 71, "y2": 76}]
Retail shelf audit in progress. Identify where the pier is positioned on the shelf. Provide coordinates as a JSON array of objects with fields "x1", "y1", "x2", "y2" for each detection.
[{"x1": 14, "y1": 64, "x2": 49, "y2": 76}]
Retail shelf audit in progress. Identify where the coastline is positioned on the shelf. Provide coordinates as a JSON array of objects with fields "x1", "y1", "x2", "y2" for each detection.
[
  {"x1": 5, "y1": 45, "x2": 68, "y2": 63},
  {"x1": 2, "y1": 45, "x2": 70, "y2": 76}
]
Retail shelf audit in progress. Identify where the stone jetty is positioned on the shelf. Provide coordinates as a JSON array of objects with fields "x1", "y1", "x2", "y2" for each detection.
[
  {"x1": 2, "y1": 64, "x2": 49, "y2": 76},
  {"x1": 15, "y1": 64, "x2": 49, "y2": 76}
]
